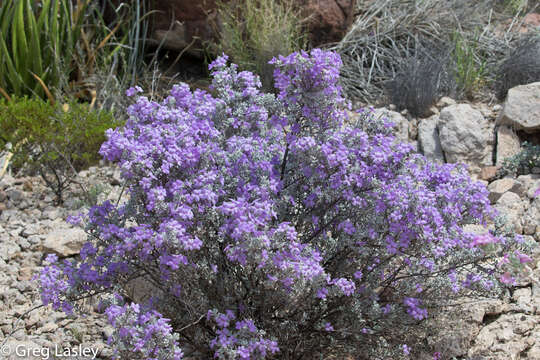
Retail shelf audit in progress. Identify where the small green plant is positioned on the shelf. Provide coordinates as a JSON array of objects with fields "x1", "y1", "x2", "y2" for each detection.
[
  {"x1": 74, "y1": 183, "x2": 112, "y2": 209},
  {"x1": 0, "y1": 97, "x2": 122, "y2": 203},
  {"x1": 0, "y1": 0, "x2": 86, "y2": 99},
  {"x1": 452, "y1": 30, "x2": 487, "y2": 99},
  {"x1": 497, "y1": 141, "x2": 540, "y2": 178},
  {"x1": 217, "y1": 0, "x2": 307, "y2": 91},
  {"x1": 502, "y1": 0, "x2": 528, "y2": 15}
]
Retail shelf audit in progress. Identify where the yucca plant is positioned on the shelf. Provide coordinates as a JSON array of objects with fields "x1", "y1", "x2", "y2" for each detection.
[{"x1": 0, "y1": 0, "x2": 86, "y2": 99}]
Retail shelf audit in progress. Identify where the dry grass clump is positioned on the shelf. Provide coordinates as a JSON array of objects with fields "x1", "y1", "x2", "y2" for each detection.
[
  {"x1": 331, "y1": 0, "x2": 532, "y2": 105},
  {"x1": 386, "y1": 45, "x2": 454, "y2": 117},
  {"x1": 217, "y1": 0, "x2": 307, "y2": 91},
  {"x1": 496, "y1": 33, "x2": 540, "y2": 100}
]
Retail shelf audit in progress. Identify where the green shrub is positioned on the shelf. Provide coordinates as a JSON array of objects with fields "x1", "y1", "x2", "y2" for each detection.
[
  {"x1": 216, "y1": 0, "x2": 306, "y2": 91},
  {"x1": 497, "y1": 141, "x2": 540, "y2": 178},
  {"x1": 0, "y1": 97, "x2": 122, "y2": 202}
]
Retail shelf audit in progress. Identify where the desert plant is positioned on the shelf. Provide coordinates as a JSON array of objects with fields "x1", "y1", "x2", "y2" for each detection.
[
  {"x1": 39, "y1": 50, "x2": 530, "y2": 359},
  {"x1": 386, "y1": 47, "x2": 454, "y2": 116},
  {"x1": 496, "y1": 33, "x2": 540, "y2": 100},
  {"x1": 332, "y1": 0, "x2": 518, "y2": 103},
  {"x1": 451, "y1": 30, "x2": 488, "y2": 99},
  {"x1": 0, "y1": 97, "x2": 121, "y2": 202},
  {"x1": 502, "y1": 0, "x2": 528, "y2": 15},
  {"x1": 0, "y1": 0, "x2": 86, "y2": 99},
  {"x1": 497, "y1": 141, "x2": 540, "y2": 178},
  {"x1": 65, "y1": 0, "x2": 156, "y2": 113},
  {"x1": 216, "y1": 0, "x2": 306, "y2": 91}
]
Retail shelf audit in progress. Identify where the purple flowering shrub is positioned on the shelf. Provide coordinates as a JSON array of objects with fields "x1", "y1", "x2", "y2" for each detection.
[{"x1": 39, "y1": 49, "x2": 530, "y2": 359}]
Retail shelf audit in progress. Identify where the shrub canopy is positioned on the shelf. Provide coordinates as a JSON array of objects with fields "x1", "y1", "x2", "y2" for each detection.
[{"x1": 40, "y1": 50, "x2": 528, "y2": 359}]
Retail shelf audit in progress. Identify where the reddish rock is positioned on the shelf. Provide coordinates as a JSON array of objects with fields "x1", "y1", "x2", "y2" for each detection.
[
  {"x1": 480, "y1": 166, "x2": 499, "y2": 181},
  {"x1": 142, "y1": 0, "x2": 356, "y2": 55},
  {"x1": 298, "y1": 0, "x2": 356, "y2": 44},
  {"x1": 521, "y1": 13, "x2": 540, "y2": 33}
]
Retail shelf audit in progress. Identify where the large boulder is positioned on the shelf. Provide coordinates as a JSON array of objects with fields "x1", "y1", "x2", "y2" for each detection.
[
  {"x1": 497, "y1": 82, "x2": 540, "y2": 133},
  {"x1": 438, "y1": 104, "x2": 494, "y2": 173}
]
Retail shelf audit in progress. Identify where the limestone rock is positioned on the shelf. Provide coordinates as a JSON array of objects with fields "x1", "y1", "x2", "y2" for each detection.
[
  {"x1": 436, "y1": 96, "x2": 456, "y2": 108},
  {"x1": 494, "y1": 192, "x2": 526, "y2": 233},
  {"x1": 418, "y1": 115, "x2": 444, "y2": 163},
  {"x1": 2, "y1": 340, "x2": 44, "y2": 359},
  {"x1": 373, "y1": 108, "x2": 409, "y2": 142},
  {"x1": 480, "y1": 166, "x2": 498, "y2": 181},
  {"x1": 488, "y1": 178, "x2": 524, "y2": 203},
  {"x1": 496, "y1": 126, "x2": 521, "y2": 166},
  {"x1": 438, "y1": 104, "x2": 494, "y2": 173},
  {"x1": 468, "y1": 313, "x2": 538, "y2": 360},
  {"x1": 497, "y1": 82, "x2": 540, "y2": 133},
  {"x1": 42, "y1": 227, "x2": 87, "y2": 257}
]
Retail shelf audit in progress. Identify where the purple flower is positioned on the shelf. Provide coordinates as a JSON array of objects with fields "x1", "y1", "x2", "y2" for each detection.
[
  {"x1": 403, "y1": 344, "x2": 410, "y2": 355},
  {"x1": 125, "y1": 86, "x2": 143, "y2": 97},
  {"x1": 515, "y1": 250, "x2": 532, "y2": 264}
]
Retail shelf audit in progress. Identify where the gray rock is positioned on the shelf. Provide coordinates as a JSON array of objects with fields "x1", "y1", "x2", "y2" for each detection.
[
  {"x1": 523, "y1": 204, "x2": 539, "y2": 236},
  {"x1": 517, "y1": 174, "x2": 540, "y2": 199},
  {"x1": 408, "y1": 117, "x2": 418, "y2": 140},
  {"x1": 495, "y1": 126, "x2": 521, "y2": 166},
  {"x1": 0, "y1": 242, "x2": 21, "y2": 261},
  {"x1": 42, "y1": 227, "x2": 87, "y2": 257},
  {"x1": 6, "y1": 189, "x2": 24, "y2": 204},
  {"x1": 2, "y1": 339, "x2": 44, "y2": 359},
  {"x1": 373, "y1": 108, "x2": 409, "y2": 142},
  {"x1": 418, "y1": 115, "x2": 445, "y2": 163},
  {"x1": 496, "y1": 191, "x2": 523, "y2": 209},
  {"x1": 438, "y1": 104, "x2": 494, "y2": 172},
  {"x1": 468, "y1": 313, "x2": 538, "y2": 359},
  {"x1": 495, "y1": 192, "x2": 526, "y2": 233},
  {"x1": 487, "y1": 178, "x2": 524, "y2": 203},
  {"x1": 436, "y1": 96, "x2": 456, "y2": 108},
  {"x1": 497, "y1": 82, "x2": 540, "y2": 133}
]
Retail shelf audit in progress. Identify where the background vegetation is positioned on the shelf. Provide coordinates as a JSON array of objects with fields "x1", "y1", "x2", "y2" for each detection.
[{"x1": 216, "y1": 0, "x2": 307, "y2": 91}]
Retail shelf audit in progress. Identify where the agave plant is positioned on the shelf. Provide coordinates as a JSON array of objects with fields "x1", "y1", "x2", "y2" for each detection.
[{"x1": 0, "y1": 0, "x2": 86, "y2": 100}]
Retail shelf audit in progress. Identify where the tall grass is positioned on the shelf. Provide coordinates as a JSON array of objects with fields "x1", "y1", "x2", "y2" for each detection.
[
  {"x1": 452, "y1": 30, "x2": 487, "y2": 99},
  {"x1": 217, "y1": 0, "x2": 307, "y2": 91},
  {"x1": 71, "y1": 0, "x2": 154, "y2": 112}
]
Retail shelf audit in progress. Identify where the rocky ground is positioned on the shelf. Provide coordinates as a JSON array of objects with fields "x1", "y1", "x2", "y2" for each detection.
[
  {"x1": 0, "y1": 168, "x2": 122, "y2": 360},
  {"x1": 0, "y1": 83, "x2": 539, "y2": 359},
  {"x1": 0, "y1": 166, "x2": 539, "y2": 360}
]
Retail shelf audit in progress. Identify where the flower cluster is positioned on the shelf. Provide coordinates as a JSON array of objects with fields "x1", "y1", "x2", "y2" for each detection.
[
  {"x1": 105, "y1": 302, "x2": 184, "y2": 360},
  {"x1": 207, "y1": 310, "x2": 279, "y2": 359},
  {"x1": 38, "y1": 49, "x2": 528, "y2": 359},
  {"x1": 38, "y1": 254, "x2": 72, "y2": 314}
]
